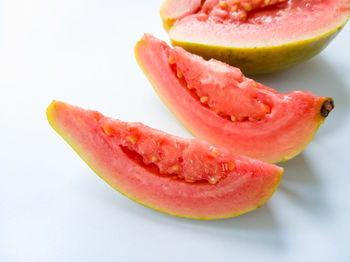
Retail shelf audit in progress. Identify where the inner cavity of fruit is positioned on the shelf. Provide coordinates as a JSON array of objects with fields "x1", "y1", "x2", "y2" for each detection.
[
  {"x1": 198, "y1": 0, "x2": 288, "y2": 22},
  {"x1": 183, "y1": 0, "x2": 332, "y2": 25},
  {"x1": 103, "y1": 122, "x2": 237, "y2": 184},
  {"x1": 167, "y1": 47, "x2": 273, "y2": 122}
]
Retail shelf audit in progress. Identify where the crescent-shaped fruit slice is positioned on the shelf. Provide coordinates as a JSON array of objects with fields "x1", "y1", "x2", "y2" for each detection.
[
  {"x1": 47, "y1": 100, "x2": 283, "y2": 219},
  {"x1": 135, "y1": 34, "x2": 334, "y2": 163},
  {"x1": 161, "y1": 0, "x2": 350, "y2": 74}
]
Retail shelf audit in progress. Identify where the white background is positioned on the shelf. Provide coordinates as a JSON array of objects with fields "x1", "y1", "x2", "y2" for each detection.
[{"x1": 1, "y1": 1, "x2": 350, "y2": 261}]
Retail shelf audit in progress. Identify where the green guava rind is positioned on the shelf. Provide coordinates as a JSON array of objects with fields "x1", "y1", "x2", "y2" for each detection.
[
  {"x1": 170, "y1": 24, "x2": 345, "y2": 75},
  {"x1": 47, "y1": 100, "x2": 283, "y2": 220}
]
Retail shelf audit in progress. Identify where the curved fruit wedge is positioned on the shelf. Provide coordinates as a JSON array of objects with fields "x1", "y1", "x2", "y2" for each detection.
[
  {"x1": 161, "y1": 0, "x2": 350, "y2": 74},
  {"x1": 135, "y1": 34, "x2": 334, "y2": 163},
  {"x1": 47, "y1": 100, "x2": 283, "y2": 219}
]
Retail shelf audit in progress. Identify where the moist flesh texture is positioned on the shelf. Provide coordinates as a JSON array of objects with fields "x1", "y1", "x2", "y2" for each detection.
[
  {"x1": 47, "y1": 100, "x2": 283, "y2": 219},
  {"x1": 167, "y1": 0, "x2": 350, "y2": 47},
  {"x1": 168, "y1": 46, "x2": 277, "y2": 122},
  {"x1": 135, "y1": 34, "x2": 334, "y2": 163},
  {"x1": 102, "y1": 118, "x2": 240, "y2": 185}
]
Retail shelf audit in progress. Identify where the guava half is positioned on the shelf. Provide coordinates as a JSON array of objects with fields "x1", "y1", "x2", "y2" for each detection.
[
  {"x1": 47, "y1": 100, "x2": 283, "y2": 219},
  {"x1": 135, "y1": 34, "x2": 334, "y2": 163},
  {"x1": 161, "y1": 0, "x2": 350, "y2": 74}
]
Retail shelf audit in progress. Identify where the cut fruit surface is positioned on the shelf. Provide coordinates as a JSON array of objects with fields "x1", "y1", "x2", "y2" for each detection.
[
  {"x1": 47, "y1": 100, "x2": 283, "y2": 219},
  {"x1": 161, "y1": 0, "x2": 350, "y2": 74},
  {"x1": 135, "y1": 34, "x2": 334, "y2": 163}
]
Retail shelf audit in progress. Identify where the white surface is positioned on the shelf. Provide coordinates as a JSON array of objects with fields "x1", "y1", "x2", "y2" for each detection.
[{"x1": 0, "y1": 1, "x2": 349, "y2": 261}]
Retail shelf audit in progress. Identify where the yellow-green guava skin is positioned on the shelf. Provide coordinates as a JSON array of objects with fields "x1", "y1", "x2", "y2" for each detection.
[{"x1": 170, "y1": 23, "x2": 346, "y2": 75}]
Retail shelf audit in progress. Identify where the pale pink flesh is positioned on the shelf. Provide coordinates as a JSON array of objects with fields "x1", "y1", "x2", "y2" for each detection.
[
  {"x1": 169, "y1": 0, "x2": 350, "y2": 47},
  {"x1": 161, "y1": 0, "x2": 202, "y2": 21},
  {"x1": 136, "y1": 34, "x2": 329, "y2": 163},
  {"x1": 48, "y1": 101, "x2": 283, "y2": 218}
]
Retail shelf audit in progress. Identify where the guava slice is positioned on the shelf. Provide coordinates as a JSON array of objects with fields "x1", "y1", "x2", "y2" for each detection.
[
  {"x1": 135, "y1": 34, "x2": 334, "y2": 163},
  {"x1": 47, "y1": 100, "x2": 283, "y2": 219},
  {"x1": 161, "y1": 0, "x2": 350, "y2": 74}
]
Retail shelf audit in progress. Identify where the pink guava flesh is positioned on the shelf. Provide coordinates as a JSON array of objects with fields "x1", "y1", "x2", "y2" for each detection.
[{"x1": 135, "y1": 34, "x2": 334, "y2": 163}]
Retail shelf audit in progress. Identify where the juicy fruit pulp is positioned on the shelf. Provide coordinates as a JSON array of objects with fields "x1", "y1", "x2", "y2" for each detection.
[
  {"x1": 161, "y1": 0, "x2": 350, "y2": 74},
  {"x1": 47, "y1": 100, "x2": 283, "y2": 219},
  {"x1": 135, "y1": 34, "x2": 334, "y2": 163}
]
